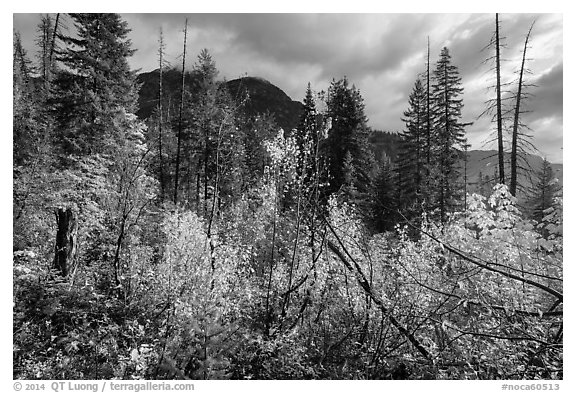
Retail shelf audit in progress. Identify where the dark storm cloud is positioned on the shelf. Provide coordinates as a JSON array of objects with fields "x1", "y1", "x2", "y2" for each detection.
[
  {"x1": 12, "y1": 13, "x2": 563, "y2": 162},
  {"x1": 526, "y1": 63, "x2": 563, "y2": 162},
  {"x1": 529, "y1": 62, "x2": 563, "y2": 122},
  {"x1": 126, "y1": 13, "x2": 438, "y2": 82}
]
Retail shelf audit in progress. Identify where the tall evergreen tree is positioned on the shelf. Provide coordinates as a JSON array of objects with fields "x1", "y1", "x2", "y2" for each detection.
[
  {"x1": 371, "y1": 153, "x2": 398, "y2": 232},
  {"x1": 194, "y1": 49, "x2": 222, "y2": 212},
  {"x1": 185, "y1": 49, "x2": 243, "y2": 215},
  {"x1": 13, "y1": 31, "x2": 31, "y2": 88},
  {"x1": 52, "y1": 13, "x2": 138, "y2": 159},
  {"x1": 14, "y1": 28, "x2": 59, "y2": 253},
  {"x1": 430, "y1": 47, "x2": 469, "y2": 224},
  {"x1": 425, "y1": 37, "x2": 433, "y2": 191},
  {"x1": 397, "y1": 78, "x2": 427, "y2": 219},
  {"x1": 36, "y1": 14, "x2": 54, "y2": 87},
  {"x1": 294, "y1": 83, "x2": 320, "y2": 181},
  {"x1": 322, "y1": 77, "x2": 374, "y2": 205},
  {"x1": 48, "y1": 14, "x2": 149, "y2": 283},
  {"x1": 157, "y1": 28, "x2": 167, "y2": 201},
  {"x1": 528, "y1": 158, "x2": 560, "y2": 224},
  {"x1": 341, "y1": 150, "x2": 358, "y2": 201},
  {"x1": 13, "y1": 31, "x2": 37, "y2": 166}
]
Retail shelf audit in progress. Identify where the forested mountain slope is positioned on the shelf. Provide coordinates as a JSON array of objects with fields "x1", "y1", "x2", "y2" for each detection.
[{"x1": 137, "y1": 70, "x2": 304, "y2": 132}]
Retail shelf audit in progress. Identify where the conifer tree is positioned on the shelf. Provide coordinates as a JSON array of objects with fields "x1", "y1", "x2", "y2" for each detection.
[
  {"x1": 157, "y1": 28, "x2": 167, "y2": 200},
  {"x1": 430, "y1": 47, "x2": 469, "y2": 224},
  {"x1": 397, "y1": 78, "x2": 427, "y2": 219},
  {"x1": 52, "y1": 13, "x2": 138, "y2": 159},
  {"x1": 322, "y1": 77, "x2": 374, "y2": 205},
  {"x1": 14, "y1": 28, "x2": 60, "y2": 254},
  {"x1": 182, "y1": 49, "x2": 243, "y2": 215},
  {"x1": 341, "y1": 150, "x2": 358, "y2": 201},
  {"x1": 36, "y1": 15, "x2": 53, "y2": 85},
  {"x1": 294, "y1": 83, "x2": 320, "y2": 181},
  {"x1": 425, "y1": 37, "x2": 433, "y2": 190},
  {"x1": 13, "y1": 31, "x2": 37, "y2": 166},
  {"x1": 35, "y1": 14, "x2": 59, "y2": 90},
  {"x1": 48, "y1": 14, "x2": 150, "y2": 284},
  {"x1": 475, "y1": 171, "x2": 492, "y2": 197},
  {"x1": 371, "y1": 153, "x2": 398, "y2": 232},
  {"x1": 13, "y1": 31, "x2": 31, "y2": 88},
  {"x1": 195, "y1": 49, "x2": 218, "y2": 212},
  {"x1": 529, "y1": 158, "x2": 560, "y2": 224}
]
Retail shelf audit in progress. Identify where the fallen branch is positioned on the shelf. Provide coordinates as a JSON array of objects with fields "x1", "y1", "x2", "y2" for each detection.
[
  {"x1": 400, "y1": 216, "x2": 563, "y2": 302},
  {"x1": 398, "y1": 259, "x2": 562, "y2": 318},
  {"x1": 323, "y1": 218, "x2": 432, "y2": 362}
]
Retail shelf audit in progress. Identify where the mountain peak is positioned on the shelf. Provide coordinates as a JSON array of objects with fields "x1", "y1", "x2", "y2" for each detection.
[
  {"x1": 224, "y1": 76, "x2": 304, "y2": 131},
  {"x1": 236, "y1": 75, "x2": 272, "y2": 85},
  {"x1": 136, "y1": 71, "x2": 304, "y2": 131}
]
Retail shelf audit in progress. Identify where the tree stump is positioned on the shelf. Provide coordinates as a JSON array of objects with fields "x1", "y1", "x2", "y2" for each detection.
[{"x1": 53, "y1": 207, "x2": 77, "y2": 277}]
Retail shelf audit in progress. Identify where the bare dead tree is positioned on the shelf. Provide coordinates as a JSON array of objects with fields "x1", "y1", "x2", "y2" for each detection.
[
  {"x1": 495, "y1": 13, "x2": 505, "y2": 184},
  {"x1": 49, "y1": 13, "x2": 59, "y2": 67},
  {"x1": 510, "y1": 21, "x2": 537, "y2": 197},
  {"x1": 53, "y1": 207, "x2": 77, "y2": 277},
  {"x1": 479, "y1": 13, "x2": 509, "y2": 185},
  {"x1": 174, "y1": 18, "x2": 188, "y2": 204},
  {"x1": 157, "y1": 28, "x2": 166, "y2": 200},
  {"x1": 463, "y1": 142, "x2": 471, "y2": 211}
]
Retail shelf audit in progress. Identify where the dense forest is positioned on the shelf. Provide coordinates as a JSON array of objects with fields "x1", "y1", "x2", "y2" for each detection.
[{"x1": 13, "y1": 14, "x2": 562, "y2": 380}]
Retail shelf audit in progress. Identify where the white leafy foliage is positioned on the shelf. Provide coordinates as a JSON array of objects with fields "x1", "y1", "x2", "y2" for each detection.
[
  {"x1": 389, "y1": 184, "x2": 562, "y2": 350},
  {"x1": 160, "y1": 210, "x2": 211, "y2": 300},
  {"x1": 542, "y1": 196, "x2": 563, "y2": 242},
  {"x1": 263, "y1": 129, "x2": 298, "y2": 173}
]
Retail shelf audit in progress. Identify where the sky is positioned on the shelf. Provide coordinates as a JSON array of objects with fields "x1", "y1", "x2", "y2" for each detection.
[{"x1": 12, "y1": 12, "x2": 563, "y2": 163}]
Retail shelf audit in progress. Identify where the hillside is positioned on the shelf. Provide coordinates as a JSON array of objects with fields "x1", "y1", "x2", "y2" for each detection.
[
  {"x1": 368, "y1": 130, "x2": 402, "y2": 162},
  {"x1": 465, "y1": 150, "x2": 563, "y2": 191},
  {"x1": 225, "y1": 76, "x2": 304, "y2": 131},
  {"x1": 136, "y1": 70, "x2": 304, "y2": 132},
  {"x1": 136, "y1": 68, "x2": 192, "y2": 120}
]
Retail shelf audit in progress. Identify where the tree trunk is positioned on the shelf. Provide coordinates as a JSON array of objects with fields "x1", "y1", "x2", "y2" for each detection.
[
  {"x1": 196, "y1": 158, "x2": 201, "y2": 211},
  {"x1": 174, "y1": 18, "x2": 188, "y2": 205},
  {"x1": 495, "y1": 13, "x2": 506, "y2": 185},
  {"x1": 425, "y1": 37, "x2": 431, "y2": 199},
  {"x1": 158, "y1": 28, "x2": 165, "y2": 200},
  {"x1": 53, "y1": 207, "x2": 77, "y2": 277},
  {"x1": 510, "y1": 22, "x2": 534, "y2": 197},
  {"x1": 49, "y1": 13, "x2": 60, "y2": 76}
]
